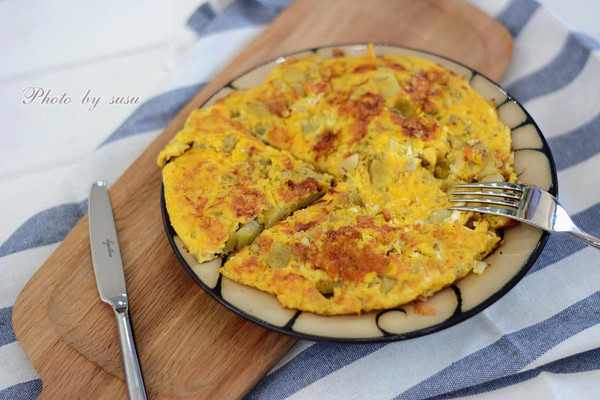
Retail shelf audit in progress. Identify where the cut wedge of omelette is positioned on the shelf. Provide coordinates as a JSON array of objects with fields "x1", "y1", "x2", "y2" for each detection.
[
  {"x1": 159, "y1": 46, "x2": 517, "y2": 314},
  {"x1": 222, "y1": 182, "x2": 498, "y2": 315},
  {"x1": 159, "y1": 108, "x2": 332, "y2": 263}
]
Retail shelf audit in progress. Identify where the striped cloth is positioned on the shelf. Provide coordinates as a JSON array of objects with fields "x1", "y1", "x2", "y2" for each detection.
[{"x1": 2, "y1": 0, "x2": 600, "y2": 398}]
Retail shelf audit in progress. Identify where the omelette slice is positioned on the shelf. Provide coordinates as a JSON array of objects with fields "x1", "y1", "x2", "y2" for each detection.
[
  {"x1": 160, "y1": 110, "x2": 332, "y2": 263},
  {"x1": 216, "y1": 47, "x2": 515, "y2": 186},
  {"x1": 221, "y1": 181, "x2": 499, "y2": 315}
]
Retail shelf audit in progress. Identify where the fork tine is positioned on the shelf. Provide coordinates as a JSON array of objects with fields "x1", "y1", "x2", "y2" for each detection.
[
  {"x1": 454, "y1": 182, "x2": 524, "y2": 191},
  {"x1": 451, "y1": 190, "x2": 521, "y2": 200},
  {"x1": 449, "y1": 198, "x2": 519, "y2": 208},
  {"x1": 448, "y1": 206, "x2": 519, "y2": 218}
]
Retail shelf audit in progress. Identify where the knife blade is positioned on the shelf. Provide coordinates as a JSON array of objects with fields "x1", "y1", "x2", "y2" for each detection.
[
  {"x1": 89, "y1": 181, "x2": 147, "y2": 400},
  {"x1": 89, "y1": 181, "x2": 127, "y2": 308}
]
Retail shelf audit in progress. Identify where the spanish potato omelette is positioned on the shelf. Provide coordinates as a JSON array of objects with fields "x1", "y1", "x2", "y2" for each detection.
[{"x1": 159, "y1": 46, "x2": 517, "y2": 315}]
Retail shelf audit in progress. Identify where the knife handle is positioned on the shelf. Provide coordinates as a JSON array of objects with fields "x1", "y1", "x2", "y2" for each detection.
[{"x1": 114, "y1": 307, "x2": 148, "y2": 400}]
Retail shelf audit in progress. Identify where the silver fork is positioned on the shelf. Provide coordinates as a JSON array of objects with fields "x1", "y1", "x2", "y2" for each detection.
[{"x1": 449, "y1": 182, "x2": 600, "y2": 250}]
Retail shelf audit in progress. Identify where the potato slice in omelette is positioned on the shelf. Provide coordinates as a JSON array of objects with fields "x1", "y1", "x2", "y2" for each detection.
[{"x1": 159, "y1": 108, "x2": 332, "y2": 263}]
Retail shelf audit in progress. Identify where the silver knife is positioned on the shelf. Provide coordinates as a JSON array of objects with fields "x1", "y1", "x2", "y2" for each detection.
[{"x1": 89, "y1": 181, "x2": 148, "y2": 400}]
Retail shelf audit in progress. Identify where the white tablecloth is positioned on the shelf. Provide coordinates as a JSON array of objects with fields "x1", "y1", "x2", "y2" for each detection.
[{"x1": 1, "y1": 0, "x2": 600, "y2": 399}]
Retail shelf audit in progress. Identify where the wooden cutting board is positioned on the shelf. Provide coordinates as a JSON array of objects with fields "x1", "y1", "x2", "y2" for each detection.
[{"x1": 13, "y1": 1, "x2": 512, "y2": 399}]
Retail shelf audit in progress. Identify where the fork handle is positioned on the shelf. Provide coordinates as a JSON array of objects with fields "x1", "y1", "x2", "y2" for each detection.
[{"x1": 569, "y1": 229, "x2": 600, "y2": 250}]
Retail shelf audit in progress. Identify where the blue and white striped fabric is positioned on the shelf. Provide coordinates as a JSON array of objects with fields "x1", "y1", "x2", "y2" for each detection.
[{"x1": 2, "y1": 0, "x2": 600, "y2": 398}]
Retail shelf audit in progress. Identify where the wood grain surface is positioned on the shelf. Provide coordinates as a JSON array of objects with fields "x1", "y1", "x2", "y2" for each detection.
[{"x1": 13, "y1": 1, "x2": 512, "y2": 399}]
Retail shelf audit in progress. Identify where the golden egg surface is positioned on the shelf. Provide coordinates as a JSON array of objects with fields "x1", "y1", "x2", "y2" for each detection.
[{"x1": 159, "y1": 47, "x2": 516, "y2": 315}]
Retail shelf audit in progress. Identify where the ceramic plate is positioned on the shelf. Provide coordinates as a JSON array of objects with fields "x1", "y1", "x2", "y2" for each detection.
[{"x1": 161, "y1": 44, "x2": 558, "y2": 343}]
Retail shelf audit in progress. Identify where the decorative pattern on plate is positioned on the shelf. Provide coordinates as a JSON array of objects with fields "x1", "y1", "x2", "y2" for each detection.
[{"x1": 161, "y1": 44, "x2": 557, "y2": 343}]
